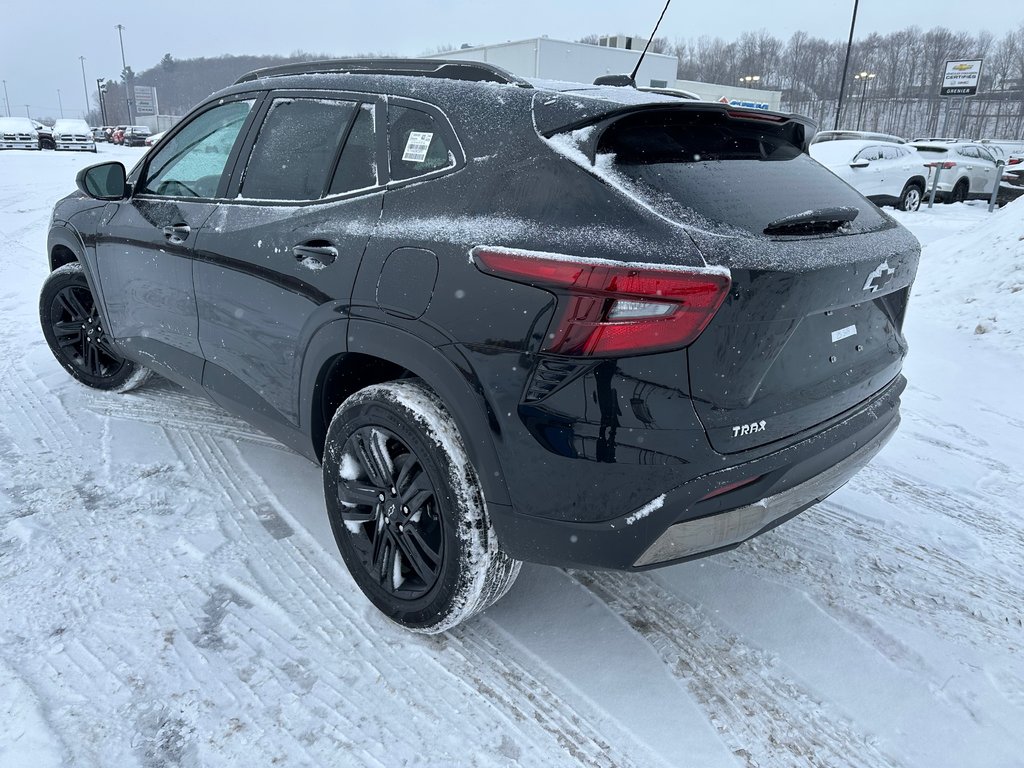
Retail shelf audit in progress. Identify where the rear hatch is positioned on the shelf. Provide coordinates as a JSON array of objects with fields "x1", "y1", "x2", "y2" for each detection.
[{"x1": 545, "y1": 101, "x2": 920, "y2": 453}]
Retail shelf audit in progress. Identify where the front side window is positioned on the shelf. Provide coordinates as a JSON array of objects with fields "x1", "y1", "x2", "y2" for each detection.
[
  {"x1": 140, "y1": 99, "x2": 254, "y2": 198},
  {"x1": 388, "y1": 105, "x2": 454, "y2": 181},
  {"x1": 854, "y1": 147, "x2": 883, "y2": 162},
  {"x1": 240, "y1": 98, "x2": 358, "y2": 201}
]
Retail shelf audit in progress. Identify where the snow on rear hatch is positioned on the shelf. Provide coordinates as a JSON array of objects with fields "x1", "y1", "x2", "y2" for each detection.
[{"x1": 587, "y1": 107, "x2": 920, "y2": 452}]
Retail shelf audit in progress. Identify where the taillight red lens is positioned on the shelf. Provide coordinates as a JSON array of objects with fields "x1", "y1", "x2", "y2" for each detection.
[{"x1": 472, "y1": 247, "x2": 731, "y2": 357}]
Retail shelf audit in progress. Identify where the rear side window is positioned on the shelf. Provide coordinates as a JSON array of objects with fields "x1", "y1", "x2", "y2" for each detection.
[
  {"x1": 328, "y1": 104, "x2": 378, "y2": 195},
  {"x1": 594, "y1": 110, "x2": 888, "y2": 236},
  {"x1": 241, "y1": 98, "x2": 357, "y2": 201},
  {"x1": 388, "y1": 105, "x2": 454, "y2": 181}
]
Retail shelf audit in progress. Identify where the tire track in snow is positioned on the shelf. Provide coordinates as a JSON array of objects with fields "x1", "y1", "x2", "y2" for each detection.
[
  {"x1": 81, "y1": 378, "x2": 284, "y2": 450},
  {"x1": 161, "y1": 429, "x2": 645, "y2": 767},
  {"x1": 732, "y1": 492, "x2": 1024, "y2": 656},
  {"x1": 570, "y1": 570, "x2": 902, "y2": 768}
]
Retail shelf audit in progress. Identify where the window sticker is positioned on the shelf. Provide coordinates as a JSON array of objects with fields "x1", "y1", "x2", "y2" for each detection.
[{"x1": 402, "y1": 131, "x2": 433, "y2": 163}]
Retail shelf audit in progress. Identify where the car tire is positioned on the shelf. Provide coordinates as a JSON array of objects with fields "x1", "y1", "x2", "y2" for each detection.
[
  {"x1": 322, "y1": 379, "x2": 521, "y2": 633},
  {"x1": 39, "y1": 263, "x2": 153, "y2": 393},
  {"x1": 898, "y1": 183, "x2": 923, "y2": 212},
  {"x1": 948, "y1": 180, "x2": 969, "y2": 204}
]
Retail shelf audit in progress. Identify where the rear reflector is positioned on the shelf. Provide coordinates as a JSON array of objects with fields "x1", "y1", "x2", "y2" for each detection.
[
  {"x1": 472, "y1": 247, "x2": 731, "y2": 356},
  {"x1": 699, "y1": 475, "x2": 762, "y2": 502}
]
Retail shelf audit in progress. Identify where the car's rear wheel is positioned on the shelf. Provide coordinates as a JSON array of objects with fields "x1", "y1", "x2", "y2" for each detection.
[
  {"x1": 322, "y1": 380, "x2": 520, "y2": 633},
  {"x1": 898, "y1": 182, "x2": 923, "y2": 212},
  {"x1": 947, "y1": 179, "x2": 969, "y2": 204},
  {"x1": 39, "y1": 263, "x2": 152, "y2": 392}
]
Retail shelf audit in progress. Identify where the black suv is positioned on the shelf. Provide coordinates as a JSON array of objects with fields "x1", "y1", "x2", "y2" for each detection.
[{"x1": 41, "y1": 59, "x2": 919, "y2": 632}]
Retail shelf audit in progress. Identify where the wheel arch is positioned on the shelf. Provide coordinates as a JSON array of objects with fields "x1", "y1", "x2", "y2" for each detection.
[
  {"x1": 47, "y1": 224, "x2": 87, "y2": 272},
  {"x1": 300, "y1": 318, "x2": 510, "y2": 507},
  {"x1": 905, "y1": 175, "x2": 927, "y2": 191}
]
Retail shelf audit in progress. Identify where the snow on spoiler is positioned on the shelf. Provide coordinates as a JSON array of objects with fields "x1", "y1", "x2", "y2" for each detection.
[{"x1": 533, "y1": 92, "x2": 817, "y2": 152}]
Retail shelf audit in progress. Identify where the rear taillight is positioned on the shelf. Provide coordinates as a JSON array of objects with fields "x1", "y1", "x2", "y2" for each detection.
[
  {"x1": 471, "y1": 247, "x2": 731, "y2": 357},
  {"x1": 1008, "y1": 157, "x2": 1022, "y2": 166}
]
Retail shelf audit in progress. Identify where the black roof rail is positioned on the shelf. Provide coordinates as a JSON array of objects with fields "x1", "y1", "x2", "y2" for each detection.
[{"x1": 234, "y1": 58, "x2": 534, "y2": 88}]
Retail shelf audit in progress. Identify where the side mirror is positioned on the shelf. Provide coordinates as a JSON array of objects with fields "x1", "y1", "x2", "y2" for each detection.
[
  {"x1": 849, "y1": 160, "x2": 870, "y2": 169},
  {"x1": 76, "y1": 161, "x2": 128, "y2": 200}
]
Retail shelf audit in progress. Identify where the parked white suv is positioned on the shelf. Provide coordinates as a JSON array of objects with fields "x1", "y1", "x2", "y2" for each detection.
[
  {"x1": 910, "y1": 142, "x2": 999, "y2": 203},
  {"x1": 810, "y1": 140, "x2": 927, "y2": 211}
]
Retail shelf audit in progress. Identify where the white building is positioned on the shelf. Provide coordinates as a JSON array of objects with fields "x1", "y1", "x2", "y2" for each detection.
[
  {"x1": 426, "y1": 37, "x2": 677, "y2": 89},
  {"x1": 426, "y1": 37, "x2": 781, "y2": 111}
]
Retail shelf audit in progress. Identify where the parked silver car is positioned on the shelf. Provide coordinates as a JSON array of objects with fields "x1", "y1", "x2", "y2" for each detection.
[
  {"x1": 810, "y1": 140, "x2": 927, "y2": 211},
  {"x1": 910, "y1": 142, "x2": 999, "y2": 203}
]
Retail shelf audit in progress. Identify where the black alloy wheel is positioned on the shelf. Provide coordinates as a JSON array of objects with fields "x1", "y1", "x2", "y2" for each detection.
[
  {"x1": 336, "y1": 426, "x2": 446, "y2": 600},
  {"x1": 39, "y1": 263, "x2": 151, "y2": 392},
  {"x1": 323, "y1": 380, "x2": 521, "y2": 632}
]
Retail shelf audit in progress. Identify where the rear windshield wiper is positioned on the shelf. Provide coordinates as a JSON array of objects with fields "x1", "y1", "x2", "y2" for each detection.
[{"x1": 763, "y1": 206, "x2": 859, "y2": 236}]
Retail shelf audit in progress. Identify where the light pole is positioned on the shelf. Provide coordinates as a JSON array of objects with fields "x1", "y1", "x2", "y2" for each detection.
[
  {"x1": 115, "y1": 24, "x2": 132, "y2": 124},
  {"x1": 854, "y1": 71, "x2": 876, "y2": 130},
  {"x1": 96, "y1": 79, "x2": 108, "y2": 125},
  {"x1": 738, "y1": 75, "x2": 761, "y2": 88},
  {"x1": 835, "y1": 0, "x2": 860, "y2": 130},
  {"x1": 24, "y1": 104, "x2": 31, "y2": 119},
  {"x1": 79, "y1": 56, "x2": 91, "y2": 120},
  {"x1": 1, "y1": 79, "x2": 10, "y2": 117},
  {"x1": 57, "y1": 89, "x2": 64, "y2": 118}
]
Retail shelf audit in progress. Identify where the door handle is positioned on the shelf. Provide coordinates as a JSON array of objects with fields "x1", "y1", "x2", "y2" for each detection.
[
  {"x1": 292, "y1": 243, "x2": 338, "y2": 266},
  {"x1": 163, "y1": 224, "x2": 190, "y2": 244}
]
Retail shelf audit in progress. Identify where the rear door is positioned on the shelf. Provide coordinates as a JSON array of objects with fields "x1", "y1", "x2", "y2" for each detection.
[
  {"x1": 975, "y1": 146, "x2": 997, "y2": 193},
  {"x1": 193, "y1": 92, "x2": 385, "y2": 427},
  {"x1": 94, "y1": 96, "x2": 258, "y2": 382},
  {"x1": 592, "y1": 108, "x2": 919, "y2": 453}
]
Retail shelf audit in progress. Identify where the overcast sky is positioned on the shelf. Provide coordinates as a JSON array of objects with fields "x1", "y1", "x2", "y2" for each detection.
[{"x1": 4, "y1": 0, "x2": 1022, "y2": 120}]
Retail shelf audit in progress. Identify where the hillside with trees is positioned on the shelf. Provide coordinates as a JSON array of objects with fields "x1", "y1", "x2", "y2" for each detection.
[{"x1": 94, "y1": 24, "x2": 1024, "y2": 139}]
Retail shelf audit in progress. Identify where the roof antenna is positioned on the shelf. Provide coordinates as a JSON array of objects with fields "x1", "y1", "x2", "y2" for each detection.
[{"x1": 593, "y1": 0, "x2": 673, "y2": 87}]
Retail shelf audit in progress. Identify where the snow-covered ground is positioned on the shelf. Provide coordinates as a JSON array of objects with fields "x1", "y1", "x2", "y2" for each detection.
[{"x1": 1, "y1": 148, "x2": 1022, "y2": 768}]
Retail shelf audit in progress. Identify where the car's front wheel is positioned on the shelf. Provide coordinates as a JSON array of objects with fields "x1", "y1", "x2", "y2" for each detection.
[
  {"x1": 322, "y1": 379, "x2": 520, "y2": 633},
  {"x1": 898, "y1": 182, "x2": 923, "y2": 212},
  {"x1": 39, "y1": 263, "x2": 152, "y2": 392}
]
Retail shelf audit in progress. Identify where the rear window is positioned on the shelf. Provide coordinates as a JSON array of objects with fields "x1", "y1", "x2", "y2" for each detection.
[{"x1": 595, "y1": 110, "x2": 888, "y2": 236}]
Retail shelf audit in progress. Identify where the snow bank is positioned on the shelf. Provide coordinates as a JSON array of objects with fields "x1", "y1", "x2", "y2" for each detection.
[{"x1": 902, "y1": 198, "x2": 1024, "y2": 349}]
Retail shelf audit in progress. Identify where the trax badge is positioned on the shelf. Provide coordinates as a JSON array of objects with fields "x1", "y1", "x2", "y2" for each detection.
[
  {"x1": 733, "y1": 420, "x2": 767, "y2": 438},
  {"x1": 864, "y1": 261, "x2": 895, "y2": 293}
]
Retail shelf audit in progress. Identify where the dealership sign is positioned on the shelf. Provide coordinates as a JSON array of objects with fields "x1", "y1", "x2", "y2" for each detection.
[
  {"x1": 133, "y1": 85, "x2": 159, "y2": 115},
  {"x1": 718, "y1": 95, "x2": 770, "y2": 111},
  {"x1": 941, "y1": 59, "x2": 983, "y2": 96}
]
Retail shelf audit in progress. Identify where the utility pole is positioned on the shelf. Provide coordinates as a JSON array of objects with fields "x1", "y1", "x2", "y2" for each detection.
[
  {"x1": 96, "y1": 79, "x2": 108, "y2": 125},
  {"x1": 834, "y1": 0, "x2": 860, "y2": 130},
  {"x1": 115, "y1": 24, "x2": 132, "y2": 124},
  {"x1": 1, "y1": 79, "x2": 10, "y2": 117},
  {"x1": 24, "y1": 104, "x2": 31, "y2": 119},
  {"x1": 57, "y1": 89, "x2": 64, "y2": 118},
  {"x1": 79, "y1": 56, "x2": 91, "y2": 120}
]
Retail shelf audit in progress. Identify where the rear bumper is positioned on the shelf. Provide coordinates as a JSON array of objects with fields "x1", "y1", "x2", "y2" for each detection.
[
  {"x1": 633, "y1": 416, "x2": 896, "y2": 566},
  {"x1": 495, "y1": 374, "x2": 904, "y2": 570}
]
